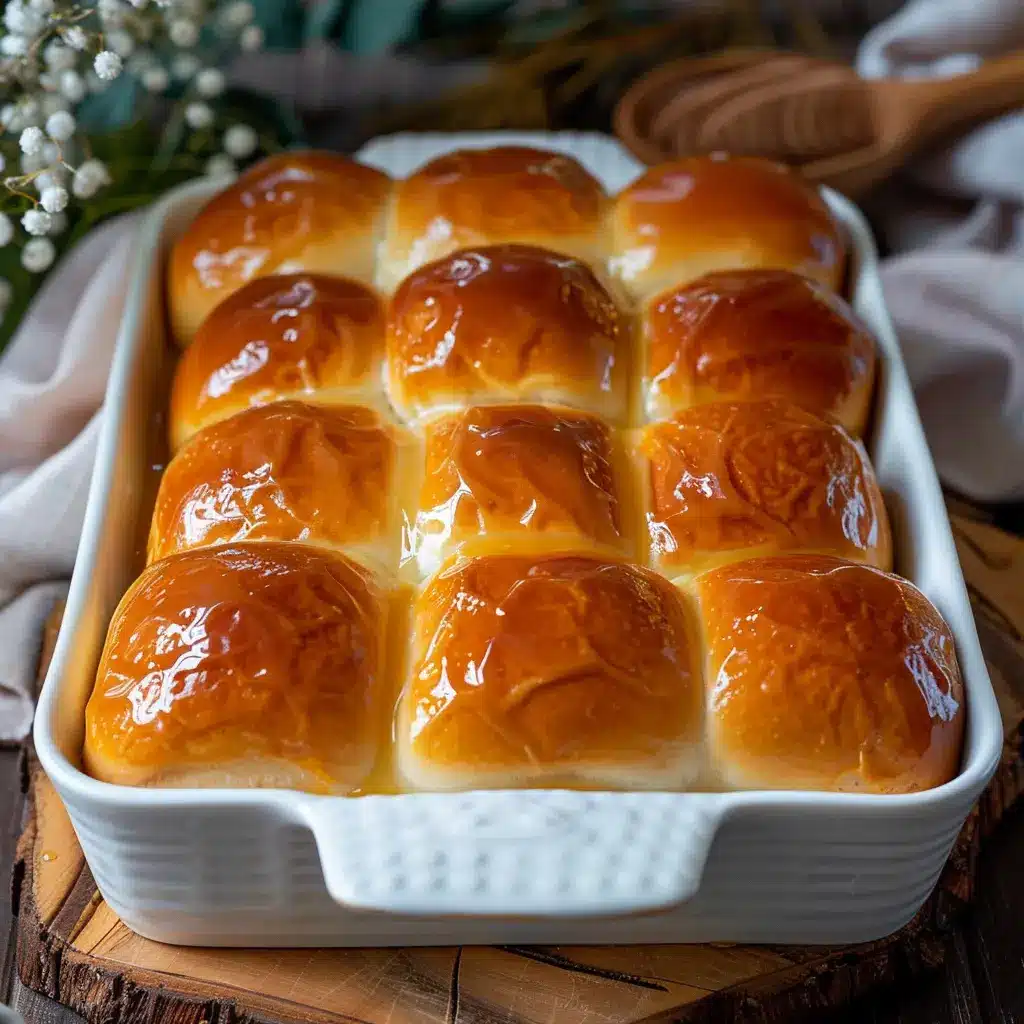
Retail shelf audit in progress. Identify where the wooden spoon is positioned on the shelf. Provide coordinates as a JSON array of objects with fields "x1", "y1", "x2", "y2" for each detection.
[
  {"x1": 613, "y1": 49, "x2": 840, "y2": 164},
  {"x1": 695, "y1": 52, "x2": 1024, "y2": 194}
]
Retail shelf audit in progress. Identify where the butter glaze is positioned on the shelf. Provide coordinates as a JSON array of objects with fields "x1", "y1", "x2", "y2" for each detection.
[
  {"x1": 412, "y1": 404, "x2": 625, "y2": 576},
  {"x1": 170, "y1": 273, "x2": 386, "y2": 449},
  {"x1": 398, "y1": 553, "x2": 703, "y2": 790},
  {"x1": 381, "y1": 147, "x2": 607, "y2": 290},
  {"x1": 168, "y1": 151, "x2": 391, "y2": 345},
  {"x1": 640, "y1": 399, "x2": 891, "y2": 575},
  {"x1": 150, "y1": 401, "x2": 405, "y2": 569},
  {"x1": 84, "y1": 542, "x2": 387, "y2": 793},
  {"x1": 644, "y1": 268, "x2": 876, "y2": 435},
  {"x1": 612, "y1": 155, "x2": 845, "y2": 300},
  {"x1": 386, "y1": 243, "x2": 626, "y2": 422},
  {"x1": 695, "y1": 555, "x2": 964, "y2": 793}
]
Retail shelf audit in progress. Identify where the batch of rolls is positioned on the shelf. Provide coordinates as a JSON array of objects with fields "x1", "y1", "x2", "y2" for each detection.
[{"x1": 82, "y1": 146, "x2": 965, "y2": 797}]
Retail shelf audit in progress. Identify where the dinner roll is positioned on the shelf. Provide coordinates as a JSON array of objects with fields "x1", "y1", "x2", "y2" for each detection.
[
  {"x1": 612, "y1": 155, "x2": 845, "y2": 302},
  {"x1": 380, "y1": 147, "x2": 607, "y2": 292},
  {"x1": 84, "y1": 543, "x2": 389, "y2": 793},
  {"x1": 398, "y1": 553, "x2": 703, "y2": 790},
  {"x1": 694, "y1": 555, "x2": 964, "y2": 794},
  {"x1": 168, "y1": 151, "x2": 391, "y2": 346},
  {"x1": 386, "y1": 244, "x2": 627, "y2": 423},
  {"x1": 169, "y1": 274, "x2": 387, "y2": 450},
  {"x1": 642, "y1": 269, "x2": 876, "y2": 435},
  {"x1": 412, "y1": 404, "x2": 630, "y2": 576},
  {"x1": 639, "y1": 400, "x2": 891, "y2": 576},
  {"x1": 148, "y1": 401, "x2": 413, "y2": 572}
]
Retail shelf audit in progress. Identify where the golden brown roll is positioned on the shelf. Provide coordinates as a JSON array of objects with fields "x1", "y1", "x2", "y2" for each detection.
[
  {"x1": 386, "y1": 244, "x2": 627, "y2": 423},
  {"x1": 397, "y1": 553, "x2": 703, "y2": 790},
  {"x1": 148, "y1": 401, "x2": 412, "y2": 572},
  {"x1": 169, "y1": 274, "x2": 387, "y2": 450},
  {"x1": 694, "y1": 555, "x2": 964, "y2": 794},
  {"x1": 612, "y1": 156, "x2": 846, "y2": 302},
  {"x1": 168, "y1": 152, "x2": 391, "y2": 346},
  {"x1": 379, "y1": 147, "x2": 607, "y2": 292},
  {"x1": 639, "y1": 400, "x2": 891, "y2": 577},
  {"x1": 84, "y1": 542, "x2": 389, "y2": 793},
  {"x1": 411, "y1": 404, "x2": 630, "y2": 576},
  {"x1": 643, "y1": 269, "x2": 876, "y2": 436}
]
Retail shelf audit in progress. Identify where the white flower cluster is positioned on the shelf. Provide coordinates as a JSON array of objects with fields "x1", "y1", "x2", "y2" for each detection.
[{"x1": 0, "y1": 0, "x2": 265, "y2": 316}]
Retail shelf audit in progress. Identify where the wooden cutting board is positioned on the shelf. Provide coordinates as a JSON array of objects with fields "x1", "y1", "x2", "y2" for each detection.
[{"x1": 13, "y1": 503, "x2": 1024, "y2": 1024}]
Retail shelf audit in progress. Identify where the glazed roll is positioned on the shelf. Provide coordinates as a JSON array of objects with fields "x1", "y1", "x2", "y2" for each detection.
[
  {"x1": 410, "y1": 403, "x2": 633, "y2": 577},
  {"x1": 168, "y1": 151, "x2": 391, "y2": 346},
  {"x1": 692, "y1": 555, "x2": 965, "y2": 794},
  {"x1": 84, "y1": 542, "x2": 390, "y2": 793},
  {"x1": 612, "y1": 155, "x2": 846, "y2": 302},
  {"x1": 169, "y1": 273, "x2": 387, "y2": 450},
  {"x1": 149, "y1": 401, "x2": 414, "y2": 573},
  {"x1": 386, "y1": 244, "x2": 628, "y2": 424},
  {"x1": 397, "y1": 552, "x2": 704, "y2": 791},
  {"x1": 638, "y1": 400, "x2": 891, "y2": 577},
  {"x1": 641, "y1": 269, "x2": 876, "y2": 436},
  {"x1": 379, "y1": 147, "x2": 608, "y2": 292}
]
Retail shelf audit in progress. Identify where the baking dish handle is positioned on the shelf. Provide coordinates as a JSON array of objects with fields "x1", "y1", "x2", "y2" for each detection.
[{"x1": 304, "y1": 792, "x2": 723, "y2": 918}]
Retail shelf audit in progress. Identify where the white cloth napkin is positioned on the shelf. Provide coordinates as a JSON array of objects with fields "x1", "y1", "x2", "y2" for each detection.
[{"x1": 1, "y1": 0, "x2": 1023, "y2": 742}]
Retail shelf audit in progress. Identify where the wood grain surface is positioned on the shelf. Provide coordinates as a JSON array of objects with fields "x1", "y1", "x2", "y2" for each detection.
[{"x1": 9, "y1": 504, "x2": 1024, "y2": 1024}]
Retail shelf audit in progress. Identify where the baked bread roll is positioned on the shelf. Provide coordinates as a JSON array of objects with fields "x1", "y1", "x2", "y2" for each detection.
[
  {"x1": 411, "y1": 403, "x2": 631, "y2": 576},
  {"x1": 612, "y1": 156, "x2": 846, "y2": 302},
  {"x1": 639, "y1": 400, "x2": 891, "y2": 576},
  {"x1": 169, "y1": 274, "x2": 386, "y2": 450},
  {"x1": 693, "y1": 555, "x2": 964, "y2": 794},
  {"x1": 642, "y1": 269, "x2": 876, "y2": 436},
  {"x1": 386, "y1": 244, "x2": 627, "y2": 424},
  {"x1": 84, "y1": 542, "x2": 389, "y2": 793},
  {"x1": 148, "y1": 401, "x2": 413, "y2": 572},
  {"x1": 168, "y1": 152, "x2": 391, "y2": 346},
  {"x1": 397, "y1": 553, "x2": 703, "y2": 791},
  {"x1": 379, "y1": 147, "x2": 607, "y2": 292}
]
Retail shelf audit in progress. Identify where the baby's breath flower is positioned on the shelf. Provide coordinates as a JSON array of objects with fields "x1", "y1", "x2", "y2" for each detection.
[
  {"x1": 35, "y1": 167, "x2": 66, "y2": 192},
  {"x1": 205, "y1": 153, "x2": 235, "y2": 177},
  {"x1": 185, "y1": 101, "x2": 213, "y2": 129},
  {"x1": 71, "y1": 159, "x2": 110, "y2": 199},
  {"x1": 22, "y1": 209, "x2": 52, "y2": 236},
  {"x1": 223, "y1": 123, "x2": 256, "y2": 159},
  {"x1": 42, "y1": 93, "x2": 70, "y2": 118},
  {"x1": 45, "y1": 109, "x2": 75, "y2": 142},
  {"x1": 46, "y1": 211, "x2": 67, "y2": 236},
  {"x1": 94, "y1": 51, "x2": 123, "y2": 81},
  {"x1": 128, "y1": 0, "x2": 150, "y2": 7},
  {"x1": 43, "y1": 43, "x2": 77, "y2": 73},
  {"x1": 1, "y1": 36, "x2": 30, "y2": 58},
  {"x1": 195, "y1": 68, "x2": 225, "y2": 97},
  {"x1": 169, "y1": 18, "x2": 199, "y2": 47},
  {"x1": 19, "y1": 126, "x2": 44, "y2": 155},
  {"x1": 40, "y1": 185, "x2": 69, "y2": 213},
  {"x1": 20, "y1": 149, "x2": 48, "y2": 174},
  {"x1": 239, "y1": 24, "x2": 263, "y2": 51},
  {"x1": 22, "y1": 237, "x2": 55, "y2": 273},
  {"x1": 4, "y1": 1, "x2": 44, "y2": 36},
  {"x1": 0, "y1": 105, "x2": 18, "y2": 130},
  {"x1": 221, "y1": 0, "x2": 253, "y2": 28},
  {"x1": 41, "y1": 141, "x2": 60, "y2": 164},
  {"x1": 0, "y1": 214, "x2": 13, "y2": 248},
  {"x1": 105, "y1": 29, "x2": 135, "y2": 58},
  {"x1": 141, "y1": 65, "x2": 169, "y2": 92},
  {"x1": 62, "y1": 26, "x2": 87, "y2": 50},
  {"x1": 30, "y1": 0, "x2": 56, "y2": 12},
  {"x1": 97, "y1": 0, "x2": 126, "y2": 26},
  {"x1": 59, "y1": 69, "x2": 86, "y2": 102},
  {"x1": 171, "y1": 53, "x2": 200, "y2": 80}
]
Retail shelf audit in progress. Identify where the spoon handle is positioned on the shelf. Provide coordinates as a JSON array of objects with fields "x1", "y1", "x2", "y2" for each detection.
[{"x1": 907, "y1": 52, "x2": 1024, "y2": 143}]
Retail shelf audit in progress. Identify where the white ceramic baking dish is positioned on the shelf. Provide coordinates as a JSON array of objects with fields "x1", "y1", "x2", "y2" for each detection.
[{"x1": 33, "y1": 132, "x2": 1003, "y2": 947}]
